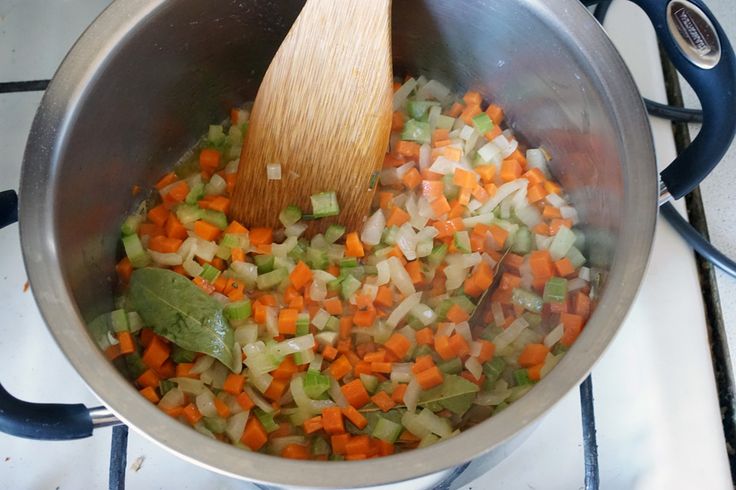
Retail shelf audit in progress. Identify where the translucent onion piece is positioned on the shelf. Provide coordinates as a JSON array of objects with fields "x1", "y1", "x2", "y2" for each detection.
[
  {"x1": 361, "y1": 209, "x2": 386, "y2": 246},
  {"x1": 387, "y1": 292, "x2": 422, "y2": 328}
]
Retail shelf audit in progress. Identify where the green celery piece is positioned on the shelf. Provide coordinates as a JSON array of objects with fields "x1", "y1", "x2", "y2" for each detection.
[
  {"x1": 203, "y1": 416, "x2": 227, "y2": 434},
  {"x1": 208, "y1": 125, "x2": 226, "y2": 146},
  {"x1": 202, "y1": 210, "x2": 228, "y2": 230},
  {"x1": 255, "y1": 255, "x2": 275, "y2": 274},
  {"x1": 340, "y1": 257, "x2": 358, "y2": 269},
  {"x1": 171, "y1": 345, "x2": 197, "y2": 363},
  {"x1": 325, "y1": 316, "x2": 340, "y2": 332},
  {"x1": 175, "y1": 204, "x2": 203, "y2": 225},
  {"x1": 418, "y1": 374, "x2": 479, "y2": 415},
  {"x1": 304, "y1": 371, "x2": 331, "y2": 398},
  {"x1": 256, "y1": 268, "x2": 288, "y2": 290},
  {"x1": 401, "y1": 119, "x2": 431, "y2": 144},
  {"x1": 482, "y1": 358, "x2": 506, "y2": 384},
  {"x1": 522, "y1": 312, "x2": 542, "y2": 329},
  {"x1": 438, "y1": 358, "x2": 463, "y2": 375},
  {"x1": 360, "y1": 373, "x2": 379, "y2": 394},
  {"x1": 306, "y1": 247, "x2": 329, "y2": 270},
  {"x1": 450, "y1": 295, "x2": 476, "y2": 314},
  {"x1": 472, "y1": 113, "x2": 493, "y2": 134},
  {"x1": 159, "y1": 379, "x2": 176, "y2": 396},
  {"x1": 407, "y1": 100, "x2": 438, "y2": 120},
  {"x1": 288, "y1": 240, "x2": 307, "y2": 262},
  {"x1": 511, "y1": 226, "x2": 532, "y2": 254},
  {"x1": 296, "y1": 314, "x2": 310, "y2": 336},
  {"x1": 224, "y1": 300, "x2": 252, "y2": 321},
  {"x1": 121, "y1": 215, "x2": 142, "y2": 236},
  {"x1": 174, "y1": 156, "x2": 200, "y2": 178},
  {"x1": 255, "y1": 409, "x2": 279, "y2": 433},
  {"x1": 110, "y1": 309, "x2": 129, "y2": 333},
  {"x1": 453, "y1": 231, "x2": 471, "y2": 253},
  {"x1": 412, "y1": 344, "x2": 434, "y2": 360},
  {"x1": 434, "y1": 299, "x2": 453, "y2": 321},
  {"x1": 543, "y1": 277, "x2": 568, "y2": 303},
  {"x1": 279, "y1": 205, "x2": 302, "y2": 227},
  {"x1": 219, "y1": 234, "x2": 241, "y2": 249},
  {"x1": 312, "y1": 437, "x2": 330, "y2": 456},
  {"x1": 512, "y1": 288, "x2": 543, "y2": 313},
  {"x1": 310, "y1": 191, "x2": 340, "y2": 218},
  {"x1": 513, "y1": 368, "x2": 533, "y2": 386},
  {"x1": 340, "y1": 274, "x2": 362, "y2": 300},
  {"x1": 122, "y1": 234, "x2": 150, "y2": 268},
  {"x1": 435, "y1": 114, "x2": 455, "y2": 130},
  {"x1": 125, "y1": 352, "x2": 147, "y2": 378},
  {"x1": 185, "y1": 182, "x2": 205, "y2": 205},
  {"x1": 324, "y1": 225, "x2": 346, "y2": 244},
  {"x1": 372, "y1": 416, "x2": 403, "y2": 443},
  {"x1": 199, "y1": 263, "x2": 220, "y2": 283},
  {"x1": 427, "y1": 243, "x2": 448, "y2": 267},
  {"x1": 442, "y1": 173, "x2": 459, "y2": 199}
]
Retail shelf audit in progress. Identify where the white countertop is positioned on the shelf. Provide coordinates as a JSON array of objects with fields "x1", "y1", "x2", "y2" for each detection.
[{"x1": 0, "y1": 1, "x2": 733, "y2": 489}]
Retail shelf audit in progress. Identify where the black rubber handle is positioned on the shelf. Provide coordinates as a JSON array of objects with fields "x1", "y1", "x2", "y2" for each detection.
[
  {"x1": 630, "y1": 0, "x2": 736, "y2": 199},
  {"x1": 0, "y1": 190, "x2": 18, "y2": 229},
  {"x1": 0, "y1": 383, "x2": 94, "y2": 440}
]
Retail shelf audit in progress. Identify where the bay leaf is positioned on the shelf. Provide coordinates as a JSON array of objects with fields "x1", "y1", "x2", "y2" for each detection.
[
  {"x1": 129, "y1": 268, "x2": 234, "y2": 370},
  {"x1": 418, "y1": 374, "x2": 479, "y2": 415}
]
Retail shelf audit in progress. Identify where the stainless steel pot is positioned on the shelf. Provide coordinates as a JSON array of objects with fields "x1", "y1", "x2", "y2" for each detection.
[{"x1": 1, "y1": 0, "x2": 734, "y2": 488}]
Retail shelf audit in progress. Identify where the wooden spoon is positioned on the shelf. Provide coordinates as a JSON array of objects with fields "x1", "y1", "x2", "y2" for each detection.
[{"x1": 230, "y1": 0, "x2": 393, "y2": 233}]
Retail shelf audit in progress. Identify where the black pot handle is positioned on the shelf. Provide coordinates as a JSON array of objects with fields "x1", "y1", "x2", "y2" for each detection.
[
  {"x1": 629, "y1": 0, "x2": 736, "y2": 202},
  {"x1": 1, "y1": 189, "x2": 118, "y2": 439}
]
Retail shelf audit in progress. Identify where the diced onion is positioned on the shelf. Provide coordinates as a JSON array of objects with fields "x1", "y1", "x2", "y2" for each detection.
[
  {"x1": 404, "y1": 378, "x2": 421, "y2": 412},
  {"x1": 376, "y1": 260, "x2": 390, "y2": 286},
  {"x1": 491, "y1": 302, "x2": 505, "y2": 326},
  {"x1": 244, "y1": 385, "x2": 274, "y2": 412},
  {"x1": 526, "y1": 148, "x2": 550, "y2": 177},
  {"x1": 544, "y1": 323, "x2": 564, "y2": 348},
  {"x1": 266, "y1": 162, "x2": 282, "y2": 180},
  {"x1": 205, "y1": 174, "x2": 227, "y2": 195},
  {"x1": 225, "y1": 410, "x2": 249, "y2": 443},
  {"x1": 191, "y1": 355, "x2": 215, "y2": 374},
  {"x1": 568, "y1": 278, "x2": 588, "y2": 291},
  {"x1": 492, "y1": 134, "x2": 518, "y2": 158},
  {"x1": 159, "y1": 387, "x2": 185, "y2": 409},
  {"x1": 545, "y1": 193, "x2": 566, "y2": 208},
  {"x1": 388, "y1": 256, "x2": 416, "y2": 296},
  {"x1": 148, "y1": 250, "x2": 183, "y2": 266},
  {"x1": 390, "y1": 363, "x2": 413, "y2": 383},
  {"x1": 410, "y1": 303, "x2": 437, "y2": 326},
  {"x1": 454, "y1": 321, "x2": 473, "y2": 344},
  {"x1": 494, "y1": 317, "x2": 529, "y2": 351},
  {"x1": 465, "y1": 357, "x2": 483, "y2": 380},
  {"x1": 273, "y1": 334, "x2": 315, "y2": 357},
  {"x1": 478, "y1": 179, "x2": 527, "y2": 215},
  {"x1": 171, "y1": 377, "x2": 206, "y2": 395},
  {"x1": 387, "y1": 292, "x2": 422, "y2": 328},
  {"x1": 312, "y1": 309, "x2": 330, "y2": 330},
  {"x1": 196, "y1": 389, "x2": 218, "y2": 418},
  {"x1": 578, "y1": 267, "x2": 591, "y2": 281},
  {"x1": 393, "y1": 78, "x2": 418, "y2": 110},
  {"x1": 328, "y1": 376, "x2": 348, "y2": 407},
  {"x1": 429, "y1": 156, "x2": 458, "y2": 175},
  {"x1": 309, "y1": 279, "x2": 327, "y2": 301},
  {"x1": 361, "y1": 209, "x2": 386, "y2": 246}
]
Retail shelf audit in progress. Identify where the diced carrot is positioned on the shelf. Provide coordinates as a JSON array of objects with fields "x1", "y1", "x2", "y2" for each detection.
[
  {"x1": 175, "y1": 362, "x2": 197, "y2": 379},
  {"x1": 264, "y1": 378, "x2": 288, "y2": 401},
  {"x1": 527, "y1": 183, "x2": 548, "y2": 203},
  {"x1": 223, "y1": 220, "x2": 248, "y2": 235},
  {"x1": 320, "y1": 297, "x2": 341, "y2": 316},
  {"x1": 236, "y1": 392, "x2": 255, "y2": 410},
  {"x1": 499, "y1": 159, "x2": 522, "y2": 182},
  {"x1": 434, "y1": 335, "x2": 455, "y2": 360},
  {"x1": 528, "y1": 363, "x2": 545, "y2": 381},
  {"x1": 391, "y1": 384, "x2": 408, "y2": 404},
  {"x1": 303, "y1": 415, "x2": 324, "y2": 434},
  {"x1": 474, "y1": 164, "x2": 496, "y2": 183},
  {"x1": 155, "y1": 172, "x2": 177, "y2": 190},
  {"x1": 453, "y1": 168, "x2": 478, "y2": 189},
  {"x1": 342, "y1": 405, "x2": 368, "y2": 430},
  {"x1": 383, "y1": 333, "x2": 411, "y2": 360},
  {"x1": 241, "y1": 416, "x2": 268, "y2": 450},
  {"x1": 345, "y1": 232, "x2": 365, "y2": 258},
  {"x1": 391, "y1": 111, "x2": 405, "y2": 131},
  {"x1": 449, "y1": 333, "x2": 471, "y2": 357},
  {"x1": 555, "y1": 258, "x2": 576, "y2": 277},
  {"x1": 430, "y1": 195, "x2": 452, "y2": 217},
  {"x1": 138, "y1": 223, "x2": 165, "y2": 239},
  {"x1": 460, "y1": 104, "x2": 482, "y2": 125},
  {"x1": 272, "y1": 356, "x2": 299, "y2": 380},
  {"x1": 432, "y1": 128, "x2": 450, "y2": 142},
  {"x1": 421, "y1": 180, "x2": 444, "y2": 202},
  {"x1": 147, "y1": 204, "x2": 170, "y2": 227},
  {"x1": 396, "y1": 140, "x2": 421, "y2": 160},
  {"x1": 472, "y1": 185, "x2": 490, "y2": 203},
  {"x1": 485, "y1": 104, "x2": 505, "y2": 126},
  {"x1": 370, "y1": 362, "x2": 392, "y2": 374},
  {"x1": 574, "y1": 291, "x2": 591, "y2": 319},
  {"x1": 543, "y1": 206, "x2": 562, "y2": 219},
  {"x1": 448, "y1": 101, "x2": 464, "y2": 118},
  {"x1": 322, "y1": 407, "x2": 345, "y2": 434},
  {"x1": 416, "y1": 366, "x2": 444, "y2": 390},
  {"x1": 341, "y1": 379, "x2": 370, "y2": 408},
  {"x1": 182, "y1": 403, "x2": 203, "y2": 425},
  {"x1": 518, "y1": 343, "x2": 550, "y2": 368},
  {"x1": 213, "y1": 397, "x2": 231, "y2": 418},
  {"x1": 281, "y1": 443, "x2": 310, "y2": 460},
  {"x1": 104, "y1": 344, "x2": 122, "y2": 361},
  {"x1": 523, "y1": 168, "x2": 547, "y2": 185},
  {"x1": 207, "y1": 196, "x2": 230, "y2": 213},
  {"x1": 384, "y1": 207, "x2": 409, "y2": 228},
  {"x1": 193, "y1": 220, "x2": 221, "y2": 241},
  {"x1": 443, "y1": 146, "x2": 463, "y2": 162},
  {"x1": 148, "y1": 235, "x2": 183, "y2": 254},
  {"x1": 328, "y1": 355, "x2": 353, "y2": 380},
  {"x1": 412, "y1": 354, "x2": 435, "y2": 374},
  {"x1": 544, "y1": 180, "x2": 562, "y2": 195},
  {"x1": 375, "y1": 286, "x2": 394, "y2": 308},
  {"x1": 405, "y1": 260, "x2": 423, "y2": 285},
  {"x1": 142, "y1": 335, "x2": 170, "y2": 369},
  {"x1": 165, "y1": 180, "x2": 189, "y2": 203},
  {"x1": 379, "y1": 191, "x2": 394, "y2": 210},
  {"x1": 322, "y1": 344, "x2": 338, "y2": 361},
  {"x1": 199, "y1": 148, "x2": 221, "y2": 173},
  {"x1": 353, "y1": 308, "x2": 377, "y2": 327},
  {"x1": 446, "y1": 303, "x2": 470, "y2": 323},
  {"x1": 415, "y1": 327, "x2": 434, "y2": 346},
  {"x1": 345, "y1": 435, "x2": 371, "y2": 456},
  {"x1": 117, "y1": 331, "x2": 135, "y2": 355},
  {"x1": 476, "y1": 339, "x2": 496, "y2": 363},
  {"x1": 402, "y1": 167, "x2": 422, "y2": 190},
  {"x1": 278, "y1": 308, "x2": 298, "y2": 335},
  {"x1": 377, "y1": 439, "x2": 395, "y2": 456},
  {"x1": 249, "y1": 228, "x2": 273, "y2": 247},
  {"x1": 139, "y1": 386, "x2": 159, "y2": 404},
  {"x1": 533, "y1": 223, "x2": 550, "y2": 235},
  {"x1": 463, "y1": 91, "x2": 482, "y2": 106},
  {"x1": 331, "y1": 433, "x2": 351, "y2": 455},
  {"x1": 484, "y1": 125, "x2": 503, "y2": 141},
  {"x1": 529, "y1": 250, "x2": 554, "y2": 279},
  {"x1": 560, "y1": 313, "x2": 584, "y2": 346},
  {"x1": 116, "y1": 257, "x2": 133, "y2": 283},
  {"x1": 549, "y1": 219, "x2": 573, "y2": 235},
  {"x1": 223, "y1": 373, "x2": 245, "y2": 395},
  {"x1": 165, "y1": 214, "x2": 188, "y2": 240}
]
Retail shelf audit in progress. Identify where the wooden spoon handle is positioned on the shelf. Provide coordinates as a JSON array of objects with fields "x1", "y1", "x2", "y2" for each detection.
[{"x1": 231, "y1": 0, "x2": 393, "y2": 233}]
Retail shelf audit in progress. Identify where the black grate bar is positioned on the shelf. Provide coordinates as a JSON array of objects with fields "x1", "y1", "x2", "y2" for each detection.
[
  {"x1": 109, "y1": 425, "x2": 129, "y2": 490},
  {"x1": 0, "y1": 80, "x2": 50, "y2": 93},
  {"x1": 580, "y1": 376, "x2": 600, "y2": 490}
]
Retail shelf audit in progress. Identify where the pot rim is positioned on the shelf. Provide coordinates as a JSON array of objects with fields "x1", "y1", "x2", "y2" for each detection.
[{"x1": 18, "y1": 0, "x2": 657, "y2": 487}]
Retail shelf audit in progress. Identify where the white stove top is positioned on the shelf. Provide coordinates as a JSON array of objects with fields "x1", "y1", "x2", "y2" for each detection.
[{"x1": 0, "y1": 1, "x2": 731, "y2": 489}]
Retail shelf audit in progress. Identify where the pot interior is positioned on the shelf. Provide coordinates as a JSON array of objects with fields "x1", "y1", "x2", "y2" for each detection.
[{"x1": 21, "y1": 0, "x2": 656, "y2": 486}]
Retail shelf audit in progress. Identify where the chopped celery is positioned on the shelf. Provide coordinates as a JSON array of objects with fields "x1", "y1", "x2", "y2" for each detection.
[
  {"x1": 121, "y1": 215, "x2": 142, "y2": 236},
  {"x1": 325, "y1": 316, "x2": 340, "y2": 332},
  {"x1": 360, "y1": 373, "x2": 379, "y2": 394},
  {"x1": 125, "y1": 352, "x2": 147, "y2": 378},
  {"x1": 407, "y1": 100, "x2": 438, "y2": 120},
  {"x1": 453, "y1": 231, "x2": 471, "y2": 253},
  {"x1": 255, "y1": 409, "x2": 279, "y2": 433},
  {"x1": 185, "y1": 182, "x2": 205, "y2": 205},
  {"x1": 521, "y1": 312, "x2": 542, "y2": 329},
  {"x1": 288, "y1": 240, "x2": 307, "y2": 262},
  {"x1": 511, "y1": 288, "x2": 543, "y2": 313},
  {"x1": 220, "y1": 233, "x2": 241, "y2": 249},
  {"x1": 472, "y1": 113, "x2": 493, "y2": 134},
  {"x1": 372, "y1": 417, "x2": 402, "y2": 443},
  {"x1": 199, "y1": 263, "x2": 220, "y2": 282},
  {"x1": 171, "y1": 345, "x2": 197, "y2": 363},
  {"x1": 450, "y1": 295, "x2": 476, "y2": 314},
  {"x1": 122, "y1": 234, "x2": 150, "y2": 268},
  {"x1": 324, "y1": 224, "x2": 346, "y2": 244},
  {"x1": 224, "y1": 300, "x2": 252, "y2": 321},
  {"x1": 543, "y1": 277, "x2": 568, "y2": 303},
  {"x1": 110, "y1": 309, "x2": 129, "y2": 333},
  {"x1": 310, "y1": 191, "x2": 340, "y2": 218},
  {"x1": 434, "y1": 299, "x2": 453, "y2": 321},
  {"x1": 306, "y1": 247, "x2": 329, "y2": 270},
  {"x1": 401, "y1": 119, "x2": 431, "y2": 144},
  {"x1": 413, "y1": 344, "x2": 434, "y2": 359},
  {"x1": 208, "y1": 124, "x2": 226, "y2": 146},
  {"x1": 202, "y1": 210, "x2": 228, "y2": 230},
  {"x1": 482, "y1": 358, "x2": 506, "y2": 384},
  {"x1": 382, "y1": 226, "x2": 399, "y2": 246},
  {"x1": 427, "y1": 243, "x2": 448, "y2": 267},
  {"x1": 442, "y1": 173, "x2": 459, "y2": 199},
  {"x1": 256, "y1": 268, "x2": 288, "y2": 290},
  {"x1": 303, "y1": 371, "x2": 331, "y2": 398},
  {"x1": 340, "y1": 257, "x2": 358, "y2": 269},
  {"x1": 549, "y1": 226, "x2": 576, "y2": 260},
  {"x1": 255, "y1": 255, "x2": 275, "y2": 274},
  {"x1": 340, "y1": 274, "x2": 361, "y2": 300},
  {"x1": 176, "y1": 204, "x2": 203, "y2": 225},
  {"x1": 278, "y1": 205, "x2": 302, "y2": 227},
  {"x1": 204, "y1": 416, "x2": 227, "y2": 434},
  {"x1": 435, "y1": 114, "x2": 455, "y2": 130},
  {"x1": 312, "y1": 437, "x2": 330, "y2": 456},
  {"x1": 513, "y1": 368, "x2": 533, "y2": 386},
  {"x1": 565, "y1": 246, "x2": 586, "y2": 268},
  {"x1": 511, "y1": 226, "x2": 532, "y2": 254},
  {"x1": 127, "y1": 311, "x2": 143, "y2": 332},
  {"x1": 296, "y1": 314, "x2": 310, "y2": 336},
  {"x1": 159, "y1": 379, "x2": 176, "y2": 396},
  {"x1": 438, "y1": 357, "x2": 463, "y2": 374}
]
